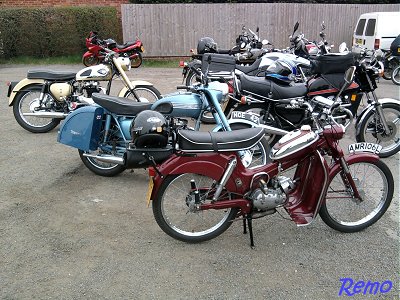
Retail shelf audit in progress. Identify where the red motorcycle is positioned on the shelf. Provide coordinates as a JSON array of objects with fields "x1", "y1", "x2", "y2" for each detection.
[
  {"x1": 147, "y1": 67, "x2": 394, "y2": 247},
  {"x1": 82, "y1": 31, "x2": 144, "y2": 68}
]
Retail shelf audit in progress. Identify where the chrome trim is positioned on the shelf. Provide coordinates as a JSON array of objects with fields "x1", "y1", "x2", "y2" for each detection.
[{"x1": 249, "y1": 172, "x2": 270, "y2": 189}]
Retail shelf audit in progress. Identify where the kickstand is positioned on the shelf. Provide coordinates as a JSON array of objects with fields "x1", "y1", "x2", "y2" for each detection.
[
  {"x1": 242, "y1": 218, "x2": 247, "y2": 234},
  {"x1": 246, "y1": 215, "x2": 255, "y2": 249}
]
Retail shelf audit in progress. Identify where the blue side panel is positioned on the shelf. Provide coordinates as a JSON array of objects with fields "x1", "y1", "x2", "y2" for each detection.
[
  {"x1": 57, "y1": 106, "x2": 104, "y2": 151},
  {"x1": 152, "y1": 92, "x2": 202, "y2": 118}
]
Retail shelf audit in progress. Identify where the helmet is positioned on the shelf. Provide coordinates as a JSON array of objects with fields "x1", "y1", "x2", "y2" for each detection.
[
  {"x1": 131, "y1": 110, "x2": 168, "y2": 148},
  {"x1": 197, "y1": 37, "x2": 218, "y2": 54},
  {"x1": 265, "y1": 60, "x2": 296, "y2": 84}
]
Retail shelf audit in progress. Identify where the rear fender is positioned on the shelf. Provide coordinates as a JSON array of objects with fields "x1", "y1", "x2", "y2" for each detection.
[
  {"x1": 8, "y1": 79, "x2": 45, "y2": 106},
  {"x1": 117, "y1": 80, "x2": 154, "y2": 97},
  {"x1": 150, "y1": 153, "x2": 238, "y2": 201},
  {"x1": 212, "y1": 119, "x2": 257, "y2": 132}
]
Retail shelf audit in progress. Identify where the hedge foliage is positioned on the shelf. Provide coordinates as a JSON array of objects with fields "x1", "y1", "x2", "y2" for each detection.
[{"x1": 0, "y1": 7, "x2": 122, "y2": 59}]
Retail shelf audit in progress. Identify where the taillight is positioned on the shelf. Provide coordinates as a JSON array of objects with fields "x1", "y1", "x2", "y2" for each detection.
[
  {"x1": 374, "y1": 39, "x2": 380, "y2": 49},
  {"x1": 179, "y1": 61, "x2": 185, "y2": 67}
]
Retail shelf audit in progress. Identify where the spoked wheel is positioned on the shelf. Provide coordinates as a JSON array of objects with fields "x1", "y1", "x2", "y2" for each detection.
[
  {"x1": 392, "y1": 66, "x2": 400, "y2": 86},
  {"x1": 319, "y1": 160, "x2": 394, "y2": 233},
  {"x1": 78, "y1": 149, "x2": 125, "y2": 177},
  {"x1": 152, "y1": 173, "x2": 239, "y2": 243},
  {"x1": 123, "y1": 86, "x2": 161, "y2": 103},
  {"x1": 356, "y1": 103, "x2": 400, "y2": 157},
  {"x1": 13, "y1": 90, "x2": 61, "y2": 133}
]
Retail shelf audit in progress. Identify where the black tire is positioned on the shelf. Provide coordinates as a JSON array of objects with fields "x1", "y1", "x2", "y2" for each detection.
[
  {"x1": 123, "y1": 85, "x2": 161, "y2": 103},
  {"x1": 130, "y1": 52, "x2": 143, "y2": 68},
  {"x1": 152, "y1": 173, "x2": 239, "y2": 243},
  {"x1": 319, "y1": 160, "x2": 394, "y2": 233},
  {"x1": 78, "y1": 150, "x2": 125, "y2": 177},
  {"x1": 233, "y1": 104, "x2": 281, "y2": 146},
  {"x1": 392, "y1": 65, "x2": 400, "y2": 86},
  {"x1": 382, "y1": 60, "x2": 398, "y2": 80},
  {"x1": 228, "y1": 123, "x2": 271, "y2": 168},
  {"x1": 356, "y1": 102, "x2": 400, "y2": 158},
  {"x1": 184, "y1": 65, "x2": 201, "y2": 87},
  {"x1": 82, "y1": 55, "x2": 100, "y2": 67},
  {"x1": 12, "y1": 89, "x2": 61, "y2": 133}
]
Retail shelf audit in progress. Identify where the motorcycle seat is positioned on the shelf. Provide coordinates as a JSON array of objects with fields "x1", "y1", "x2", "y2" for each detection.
[
  {"x1": 115, "y1": 41, "x2": 138, "y2": 49},
  {"x1": 239, "y1": 73, "x2": 307, "y2": 100},
  {"x1": 178, "y1": 127, "x2": 265, "y2": 152},
  {"x1": 27, "y1": 70, "x2": 76, "y2": 81},
  {"x1": 235, "y1": 59, "x2": 262, "y2": 75},
  {"x1": 92, "y1": 93, "x2": 152, "y2": 115}
]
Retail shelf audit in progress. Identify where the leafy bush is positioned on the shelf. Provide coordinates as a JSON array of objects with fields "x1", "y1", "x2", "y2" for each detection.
[{"x1": 0, "y1": 7, "x2": 121, "y2": 59}]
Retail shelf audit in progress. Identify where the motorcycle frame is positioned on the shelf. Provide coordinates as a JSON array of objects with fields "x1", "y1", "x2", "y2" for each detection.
[{"x1": 150, "y1": 125, "x2": 380, "y2": 226}]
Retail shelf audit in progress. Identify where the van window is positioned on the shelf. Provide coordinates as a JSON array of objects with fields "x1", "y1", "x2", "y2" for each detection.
[
  {"x1": 365, "y1": 19, "x2": 376, "y2": 36},
  {"x1": 356, "y1": 19, "x2": 366, "y2": 35}
]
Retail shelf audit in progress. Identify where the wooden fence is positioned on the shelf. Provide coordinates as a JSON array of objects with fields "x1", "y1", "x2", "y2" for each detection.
[{"x1": 121, "y1": 3, "x2": 400, "y2": 57}]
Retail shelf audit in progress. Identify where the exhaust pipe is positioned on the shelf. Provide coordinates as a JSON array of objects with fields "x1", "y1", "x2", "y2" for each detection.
[
  {"x1": 23, "y1": 112, "x2": 69, "y2": 118},
  {"x1": 82, "y1": 153, "x2": 124, "y2": 165}
]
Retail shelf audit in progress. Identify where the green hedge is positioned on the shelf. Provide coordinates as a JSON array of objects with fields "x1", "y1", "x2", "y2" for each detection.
[{"x1": 0, "y1": 7, "x2": 121, "y2": 59}]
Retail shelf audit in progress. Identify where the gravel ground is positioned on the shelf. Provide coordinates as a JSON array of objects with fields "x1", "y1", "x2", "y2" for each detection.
[{"x1": 0, "y1": 64, "x2": 398, "y2": 299}]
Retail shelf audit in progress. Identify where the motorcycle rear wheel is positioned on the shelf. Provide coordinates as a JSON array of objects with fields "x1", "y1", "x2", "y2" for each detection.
[
  {"x1": 356, "y1": 103, "x2": 400, "y2": 157},
  {"x1": 82, "y1": 55, "x2": 100, "y2": 67},
  {"x1": 78, "y1": 149, "x2": 125, "y2": 177},
  {"x1": 13, "y1": 89, "x2": 61, "y2": 133},
  {"x1": 391, "y1": 66, "x2": 400, "y2": 85},
  {"x1": 152, "y1": 173, "x2": 239, "y2": 243},
  {"x1": 319, "y1": 160, "x2": 393, "y2": 233}
]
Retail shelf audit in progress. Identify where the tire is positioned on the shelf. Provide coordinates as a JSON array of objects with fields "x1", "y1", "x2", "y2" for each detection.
[
  {"x1": 123, "y1": 85, "x2": 161, "y2": 103},
  {"x1": 78, "y1": 149, "x2": 125, "y2": 177},
  {"x1": 130, "y1": 52, "x2": 143, "y2": 68},
  {"x1": 152, "y1": 173, "x2": 239, "y2": 243},
  {"x1": 319, "y1": 160, "x2": 394, "y2": 233},
  {"x1": 228, "y1": 123, "x2": 271, "y2": 168},
  {"x1": 392, "y1": 65, "x2": 400, "y2": 86},
  {"x1": 356, "y1": 102, "x2": 400, "y2": 157},
  {"x1": 184, "y1": 65, "x2": 201, "y2": 87},
  {"x1": 233, "y1": 104, "x2": 281, "y2": 146},
  {"x1": 82, "y1": 55, "x2": 100, "y2": 67},
  {"x1": 12, "y1": 89, "x2": 61, "y2": 133}
]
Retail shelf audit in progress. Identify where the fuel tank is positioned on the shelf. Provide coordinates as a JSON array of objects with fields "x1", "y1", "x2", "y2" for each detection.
[
  {"x1": 270, "y1": 125, "x2": 319, "y2": 161},
  {"x1": 76, "y1": 64, "x2": 112, "y2": 81},
  {"x1": 152, "y1": 92, "x2": 203, "y2": 118}
]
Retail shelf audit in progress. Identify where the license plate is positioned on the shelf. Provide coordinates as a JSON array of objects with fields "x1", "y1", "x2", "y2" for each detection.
[
  {"x1": 141, "y1": 46, "x2": 145, "y2": 52},
  {"x1": 355, "y1": 38, "x2": 363, "y2": 45},
  {"x1": 348, "y1": 143, "x2": 382, "y2": 154},
  {"x1": 146, "y1": 177, "x2": 154, "y2": 207},
  {"x1": 230, "y1": 111, "x2": 260, "y2": 124}
]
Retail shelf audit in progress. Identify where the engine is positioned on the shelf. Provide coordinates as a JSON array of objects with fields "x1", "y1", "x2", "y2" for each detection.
[
  {"x1": 74, "y1": 81, "x2": 103, "y2": 105},
  {"x1": 250, "y1": 176, "x2": 295, "y2": 211}
]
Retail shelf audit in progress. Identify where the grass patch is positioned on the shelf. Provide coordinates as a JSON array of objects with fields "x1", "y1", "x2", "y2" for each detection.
[{"x1": 0, "y1": 55, "x2": 187, "y2": 68}]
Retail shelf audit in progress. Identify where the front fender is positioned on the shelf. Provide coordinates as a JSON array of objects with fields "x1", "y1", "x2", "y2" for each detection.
[
  {"x1": 117, "y1": 81, "x2": 154, "y2": 97},
  {"x1": 328, "y1": 153, "x2": 380, "y2": 181},
  {"x1": 82, "y1": 51, "x2": 94, "y2": 58},
  {"x1": 150, "y1": 153, "x2": 237, "y2": 201},
  {"x1": 8, "y1": 79, "x2": 45, "y2": 106},
  {"x1": 355, "y1": 98, "x2": 400, "y2": 134},
  {"x1": 212, "y1": 119, "x2": 257, "y2": 132}
]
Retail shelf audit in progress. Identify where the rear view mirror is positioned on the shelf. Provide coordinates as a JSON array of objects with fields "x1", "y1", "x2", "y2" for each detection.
[
  {"x1": 293, "y1": 21, "x2": 299, "y2": 35},
  {"x1": 344, "y1": 66, "x2": 356, "y2": 84}
]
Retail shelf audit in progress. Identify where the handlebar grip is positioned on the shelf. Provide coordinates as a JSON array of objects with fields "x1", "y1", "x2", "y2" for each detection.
[{"x1": 176, "y1": 85, "x2": 190, "y2": 90}]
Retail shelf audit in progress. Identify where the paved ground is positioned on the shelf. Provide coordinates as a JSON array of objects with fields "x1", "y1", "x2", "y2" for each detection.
[{"x1": 0, "y1": 64, "x2": 398, "y2": 299}]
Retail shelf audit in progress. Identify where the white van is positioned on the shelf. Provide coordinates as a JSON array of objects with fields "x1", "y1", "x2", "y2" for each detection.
[{"x1": 352, "y1": 12, "x2": 400, "y2": 51}]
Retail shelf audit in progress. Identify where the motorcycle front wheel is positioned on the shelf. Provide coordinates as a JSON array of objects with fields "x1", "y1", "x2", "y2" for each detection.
[
  {"x1": 130, "y1": 52, "x2": 143, "y2": 68},
  {"x1": 13, "y1": 89, "x2": 61, "y2": 133},
  {"x1": 319, "y1": 160, "x2": 394, "y2": 233},
  {"x1": 152, "y1": 173, "x2": 239, "y2": 243},
  {"x1": 391, "y1": 65, "x2": 400, "y2": 85},
  {"x1": 82, "y1": 55, "x2": 100, "y2": 67},
  {"x1": 123, "y1": 86, "x2": 161, "y2": 103},
  {"x1": 356, "y1": 103, "x2": 400, "y2": 157}
]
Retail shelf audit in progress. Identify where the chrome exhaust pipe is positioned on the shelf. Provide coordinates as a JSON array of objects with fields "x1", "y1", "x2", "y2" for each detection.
[
  {"x1": 23, "y1": 112, "x2": 69, "y2": 118},
  {"x1": 82, "y1": 153, "x2": 124, "y2": 165},
  {"x1": 259, "y1": 124, "x2": 289, "y2": 136}
]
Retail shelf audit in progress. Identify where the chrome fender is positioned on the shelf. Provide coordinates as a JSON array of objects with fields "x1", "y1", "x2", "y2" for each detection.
[
  {"x1": 8, "y1": 78, "x2": 45, "y2": 106},
  {"x1": 117, "y1": 80, "x2": 154, "y2": 97},
  {"x1": 212, "y1": 119, "x2": 289, "y2": 137},
  {"x1": 355, "y1": 98, "x2": 400, "y2": 136}
]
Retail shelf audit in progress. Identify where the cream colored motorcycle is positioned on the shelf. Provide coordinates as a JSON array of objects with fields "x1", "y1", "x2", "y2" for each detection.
[{"x1": 7, "y1": 52, "x2": 161, "y2": 133}]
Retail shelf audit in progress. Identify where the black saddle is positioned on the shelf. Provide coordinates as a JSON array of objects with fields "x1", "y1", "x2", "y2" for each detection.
[
  {"x1": 27, "y1": 70, "x2": 76, "y2": 81},
  {"x1": 178, "y1": 127, "x2": 265, "y2": 152},
  {"x1": 92, "y1": 93, "x2": 152, "y2": 115},
  {"x1": 115, "y1": 41, "x2": 138, "y2": 49},
  {"x1": 236, "y1": 59, "x2": 262, "y2": 75},
  {"x1": 239, "y1": 73, "x2": 308, "y2": 100}
]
